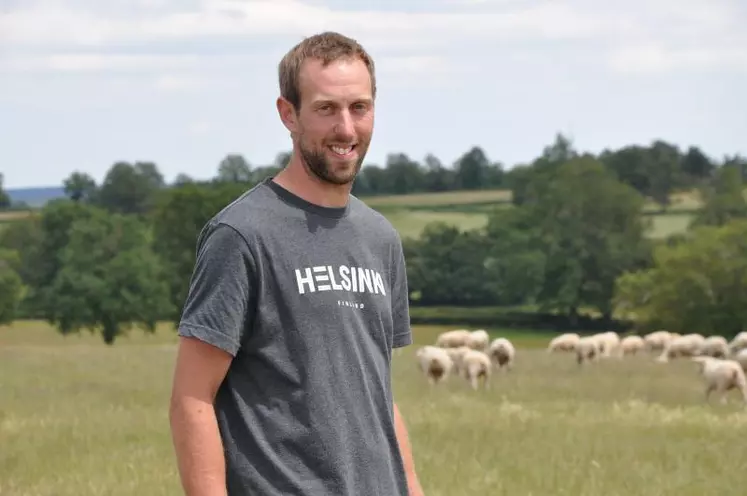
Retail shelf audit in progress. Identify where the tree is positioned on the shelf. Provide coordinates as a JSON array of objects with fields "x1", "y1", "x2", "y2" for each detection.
[
  {"x1": 0, "y1": 249, "x2": 25, "y2": 325},
  {"x1": 691, "y1": 165, "x2": 747, "y2": 228},
  {"x1": 96, "y1": 161, "x2": 165, "y2": 215},
  {"x1": 63, "y1": 171, "x2": 97, "y2": 202},
  {"x1": 216, "y1": 154, "x2": 252, "y2": 183},
  {"x1": 0, "y1": 173, "x2": 11, "y2": 208},
  {"x1": 523, "y1": 156, "x2": 651, "y2": 321},
  {"x1": 44, "y1": 208, "x2": 172, "y2": 344},
  {"x1": 613, "y1": 220, "x2": 747, "y2": 335}
]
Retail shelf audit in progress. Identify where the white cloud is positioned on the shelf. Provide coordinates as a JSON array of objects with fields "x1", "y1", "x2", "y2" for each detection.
[{"x1": 1, "y1": 0, "x2": 745, "y2": 78}]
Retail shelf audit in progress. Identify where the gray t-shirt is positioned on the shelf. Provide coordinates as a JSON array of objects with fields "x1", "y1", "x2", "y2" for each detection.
[{"x1": 177, "y1": 177, "x2": 413, "y2": 495}]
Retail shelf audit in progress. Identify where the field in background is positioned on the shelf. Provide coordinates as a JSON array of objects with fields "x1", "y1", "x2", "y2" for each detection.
[
  {"x1": 3, "y1": 321, "x2": 747, "y2": 495},
  {"x1": 360, "y1": 188, "x2": 702, "y2": 239}
]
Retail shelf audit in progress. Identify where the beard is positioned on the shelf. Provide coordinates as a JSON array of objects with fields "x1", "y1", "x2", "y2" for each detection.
[{"x1": 298, "y1": 136, "x2": 368, "y2": 186}]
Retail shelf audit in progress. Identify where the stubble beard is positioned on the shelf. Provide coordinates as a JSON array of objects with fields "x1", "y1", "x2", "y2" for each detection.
[{"x1": 298, "y1": 138, "x2": 367, "y2": 186}]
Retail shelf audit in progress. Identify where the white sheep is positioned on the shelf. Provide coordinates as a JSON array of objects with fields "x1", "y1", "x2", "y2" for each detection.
[
  {"x1": 435, "y1": 329, "x2": 471, "y2": 348},
  {"x1": 656, "y1": 333, "x2": 706, "y2": 362},
  {"x1": 460, "y1": 349, "x2": 492, "y2": 390},
  {"x1": 698, "y1": 335, "x2": 729, "y2": 358},
  {"x1": 691, "y1": 356, "x2": 747, "y2": 406},
  {"x1": 415, "y1": 346, "x2": 453, "y2": 386},
  {"x1": 466, "y1": 329, "x2": 490, "y2": 351},
  {"x1": 619, "y1": 335, "x2": 645, "y2": 356},
  {"x1": 733, "y1": 349, "x2": 747, "y2": 373},
  {"x1": 728, "y1": 332, "x2": 747, "y2": 354},
  {"x1": 643, "y1": 330, "x2": 672, "y2": 353},
  {"x1": 444, "y1": 345, "x2": 471, "y2": 376},
  {"x1": 594, "y1": 331, "x2": 621, "y2": 358},
  {"x1": 547, "y1": 333, "x2": 580, "y2": 353},
  {"x1": 575, "y1": 336, "x2": 600, "y2": 365},
  {"x1": 488, "y1": 337, "x2": 515, "y2": 371}
]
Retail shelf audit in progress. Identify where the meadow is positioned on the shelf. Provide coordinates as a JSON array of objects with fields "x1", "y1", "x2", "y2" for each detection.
[
  {"x1": 362, "y1": 188, "x2": 701, "y2": 239},
  {"x1": 3, "y1": 321, "x2": 747, "y2": 495}
]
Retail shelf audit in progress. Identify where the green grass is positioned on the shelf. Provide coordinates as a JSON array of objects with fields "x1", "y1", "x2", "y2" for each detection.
[
  {"x1": 381, "y1": 210, "x2": 490, "y2": 239},
  {"x1": 361, "y1": 189, "x2": 512, "y2": 208},
  {"x1": 647, "y1": 212, "x2": 695, "y2": 239},
  {"x1": 3, "y1": 320, "x2": 747, "y2": 495}
]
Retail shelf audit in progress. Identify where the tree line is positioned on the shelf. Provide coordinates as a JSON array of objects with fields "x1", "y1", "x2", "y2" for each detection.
[{"x1": 0, "y1": 134, "x2": 746, "y2": 343}]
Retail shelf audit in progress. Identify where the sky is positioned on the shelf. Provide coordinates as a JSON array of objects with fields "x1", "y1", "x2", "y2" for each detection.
[{"x1": 1, "y1": 0, "x2": 746, "y2": 189}]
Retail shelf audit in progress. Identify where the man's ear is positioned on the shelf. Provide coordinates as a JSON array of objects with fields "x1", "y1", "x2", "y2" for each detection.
[{"x1": 277, "y1": 97, "x2": 299, "y2": 134}]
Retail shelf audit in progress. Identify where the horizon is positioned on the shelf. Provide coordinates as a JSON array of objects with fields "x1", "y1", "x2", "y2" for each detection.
[{"x1": 2, "y1": 0, "x2": 746, "y2": 189}]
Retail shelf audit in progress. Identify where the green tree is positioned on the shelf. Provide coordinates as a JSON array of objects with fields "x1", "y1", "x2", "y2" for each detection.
[
  {"x1": 613, "y1": 220, "x2": 747, "y2": 335},
  {"x1": 63, "y1": 171, "x2": 98, "y2": 202},
  {"x1": 691, "y1": 165, "x2": 747, "y2": 227},
  {"x1": 44, "y1": 208, "x2": 172, "y2": 344},
  {"x1": 525, "y1": 156, "x2": 651, "y2": 322},
  {"x1": 0, "y1": 249, "x2": 25, "y2": 324}
]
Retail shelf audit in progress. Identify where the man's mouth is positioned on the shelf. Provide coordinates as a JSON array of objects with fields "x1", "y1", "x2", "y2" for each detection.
[{"x1": 328, "y1": 144, "x2": 356, "y2": 157}]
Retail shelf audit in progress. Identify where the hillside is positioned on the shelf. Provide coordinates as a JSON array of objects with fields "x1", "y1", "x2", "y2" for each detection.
[
  {"x1": 6, "y1": 186, "x2": 65, "y2": 207},
  {"x1": 360, "y1": 188, "x2": 705, "y2": 240}
]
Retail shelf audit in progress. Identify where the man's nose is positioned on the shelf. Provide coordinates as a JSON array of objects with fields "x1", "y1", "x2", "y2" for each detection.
[{"x1": 334, "y1": 110, "x2": 355, "y2": 138}]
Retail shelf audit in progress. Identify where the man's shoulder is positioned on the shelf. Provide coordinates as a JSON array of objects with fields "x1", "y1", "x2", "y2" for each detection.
[
  {"x1": 203, "y1": 179, "x2": 279, "y2": 236},
  {"x1": 349, "y1": 194, "x2": 402, "y2": 243}
]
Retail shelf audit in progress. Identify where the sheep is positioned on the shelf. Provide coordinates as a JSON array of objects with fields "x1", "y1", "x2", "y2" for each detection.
[
  {"x1": 435, "y1": 329, "x2": 471, "y2": 348},
  {"x1": 698, "y1": 335, "x2": 729, "y2": 358},
  {"x1": 733, "y1": 349, "x2": 747, "y2": 373},
  {"x1": 466, "y1": 329, "x2": 490, "y2": 351},
  {"x1": 547, "y1": 333, "x2": 580, "y2": 353},
  {"x1": 488, "y1": 337, "x2": 515, "y2": 371},
  {"x1": 643, "y1": 330, "x2": 672, "y2": 353},
  {"x1": 595, "y1": 331, "x2": 621, "y2": 358},
  {"x1": 619, "y1": 335, "x2": 645, "y2": 356},
  {"x1": 444, "y1": 346, "x2": 471, "y2": 376},
  {"x1": 728, "y1": 332, "x2": 747, "y2": 354},
  {"x1": 415, "y1": 346, "x2": 454, "y2": 386},
  {"x1": 575, "y1": 336, "x2": 600, "y2": 365},
  {"x1": 460, "y1": 349, "x2": 492, "y2": 390},
  {"x1": 656, "y1": 333, "x2": 706, "y2": 362},
  {"x1": 691, "y1": 356, "x2": 747, "y2": 406}
]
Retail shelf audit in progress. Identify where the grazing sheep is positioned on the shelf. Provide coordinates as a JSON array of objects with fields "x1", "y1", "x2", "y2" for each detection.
[
  {"x1": 656, "y1": 333, "x2": 706, "y2": 362},
  {"x1": 435, "y1": 329, "x2": 471, "y2": 348},
  {"x1": 466, "y1": 329, "x2": 490, "y2": 351},
  {"x1": 595, "y1": 331, "x2": 621, "y2": 358},
  {"x1": 619, "y1": 335, "x2": 645, "y2": 356},
  {"x1": 488, "y1": 337, "x2": 515, "y2": 371},
  {"x1": 733, "y1": 349, "x2": 747, "y2": 373},
  {"x1": 728, "y1": 332, "x2": 747, "y2": 354},
  {"x1": 461, "y1": 349, "x2": 492, "y2": 390},
  {"x1": 691, "y1": 356, "x2": 747, "y2": 406},
  {"x1": 643, "y1": 330, "x2": 672, "y2": 353},
  {"x1": 415, "y1": 346, "x2": 453, "y2": 386},
  {"x1": 444, "y1": 346, "x2": 471, "y2": 376},
  {"x1": 547, "y1": 333, "x2": 580, "y2": 353},
  {"x1": 699, "y1": 335, "x2": 729, "y2": 358},
  {"x1": 576, "y1": 336, "x2": 600, "y2": 365}
]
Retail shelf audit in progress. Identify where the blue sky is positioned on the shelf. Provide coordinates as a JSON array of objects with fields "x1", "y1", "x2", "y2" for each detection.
[{"x1": 2, "y1": 0, "x2": 746, "y2": 189}]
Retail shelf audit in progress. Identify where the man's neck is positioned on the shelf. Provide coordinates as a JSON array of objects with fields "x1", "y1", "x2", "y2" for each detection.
[{"x1": 272, "y1": 156, "x2": 351, "y2": 209}]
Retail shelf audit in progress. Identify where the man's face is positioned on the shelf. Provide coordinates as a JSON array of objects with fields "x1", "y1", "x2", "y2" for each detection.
[{"x1": 282, "y1": 57, "x2": 374, "y2": 185}]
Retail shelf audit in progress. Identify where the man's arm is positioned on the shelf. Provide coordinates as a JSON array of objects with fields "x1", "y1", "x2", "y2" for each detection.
[
  {"x1": 170, "y1": 337, "x2": 232, "y2": 496},
  {"x1": 393, "y1": 402, "x2": 424, "y2": 496},
  {"x1": 168, "y1": 221, "x2": 258, "y2": 495}
]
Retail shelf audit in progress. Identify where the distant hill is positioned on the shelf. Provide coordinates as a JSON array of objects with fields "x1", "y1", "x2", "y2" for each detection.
[{"x1": 6, "y1": 186, "x2": 65, "y2": 208}]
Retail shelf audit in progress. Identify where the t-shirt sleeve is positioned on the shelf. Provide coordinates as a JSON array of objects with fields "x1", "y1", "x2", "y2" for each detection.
[
  {"x1": 177, "y1": 221, "x2": 257, "y2": 357},
  {"x1": 390, "y1": 233, "x2": 413, "y2": 349}
]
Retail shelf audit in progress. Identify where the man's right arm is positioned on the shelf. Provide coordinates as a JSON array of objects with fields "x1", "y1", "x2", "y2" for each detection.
[{"x1": 168, "y1": 222, "x2": 257, "y2": 496}]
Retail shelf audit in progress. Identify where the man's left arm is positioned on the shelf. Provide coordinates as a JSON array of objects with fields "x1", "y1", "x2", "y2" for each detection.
[
  {"x1": 394, "y1": 402, "x2": 424, "y2": 495},
  {"x1": 390, "y1": 234, "x2": 424, "y2": 495}
]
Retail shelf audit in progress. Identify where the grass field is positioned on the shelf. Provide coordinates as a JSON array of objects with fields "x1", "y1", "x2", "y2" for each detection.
[
  {"x1": 359, "y1": 188, "x2": 702, "y2": 240},
  {"x1": 3, "y1": 321, "x2": 747, "y2": 495}
]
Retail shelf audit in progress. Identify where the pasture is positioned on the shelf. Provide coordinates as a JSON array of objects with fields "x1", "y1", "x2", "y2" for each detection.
[
  {"x1": 361, "y1": 188, "x2": 700, "y2": 240},
  {"x1": 3, "y1": 321, "x2": 747, "y2": 495}
]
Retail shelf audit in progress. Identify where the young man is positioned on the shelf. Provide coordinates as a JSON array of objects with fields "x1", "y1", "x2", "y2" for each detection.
[{"x1": 169, "y1": 31, "x2": 424, "y2": 495}]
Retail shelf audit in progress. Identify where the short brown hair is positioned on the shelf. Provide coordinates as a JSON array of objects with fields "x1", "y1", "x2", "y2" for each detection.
[{"x1": 278, "y1": 31, "x2": 376, "y2": 111}]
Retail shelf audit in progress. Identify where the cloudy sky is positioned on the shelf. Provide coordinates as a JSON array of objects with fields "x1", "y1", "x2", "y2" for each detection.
[{"x1": 2, "y1": 0, "x2": 746, "y2": 189}]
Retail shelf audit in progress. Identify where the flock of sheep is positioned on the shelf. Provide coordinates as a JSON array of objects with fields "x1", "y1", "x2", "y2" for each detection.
[{"x1": 415, "y1": 328, "x2": 747, "y2": 406}]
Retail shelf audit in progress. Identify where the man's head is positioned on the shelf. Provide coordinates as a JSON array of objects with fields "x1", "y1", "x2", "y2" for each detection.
[{"x1": 276, "y1": 32, "x2": 376, "y2": 186}]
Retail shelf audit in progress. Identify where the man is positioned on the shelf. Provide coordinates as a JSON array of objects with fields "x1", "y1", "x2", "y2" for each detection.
[{"x1": 169, "y1": 31, "x2": 424, "y2": 496}]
